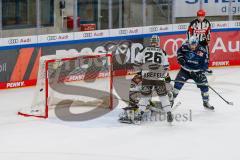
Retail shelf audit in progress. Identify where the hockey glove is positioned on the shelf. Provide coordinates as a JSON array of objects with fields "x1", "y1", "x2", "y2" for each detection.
[
  {"x1": 190, "y1": 71, "x2": 205, "y2": 83},
  {"x1": 200, "y1": 40, "x2": 209, "y2": 46},
  {"x1": 165, "y1": 74, "x2": 171, "y2": 83}
]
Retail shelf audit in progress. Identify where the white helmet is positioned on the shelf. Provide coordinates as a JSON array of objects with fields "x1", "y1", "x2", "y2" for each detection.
[
  {"x1": 150, "y1": 35, "x2": 160, "y2": 44},
  {"x1": 189, "y1": 36, "x2": 199, "y2": 46}
]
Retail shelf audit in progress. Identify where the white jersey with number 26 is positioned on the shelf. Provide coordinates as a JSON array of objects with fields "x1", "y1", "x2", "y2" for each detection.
[{"x1": 135, "y1": 47, "x2": 169, "y2": 80}]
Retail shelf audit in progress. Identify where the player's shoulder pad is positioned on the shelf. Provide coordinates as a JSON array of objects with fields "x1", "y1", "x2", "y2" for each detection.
[
  {"x1": 143, "y1": 45, "x2": 152, "y2": 49},
  {"x1": 155, "y1": 47, "x2": 167, "y2": 55},
  {"x1": 177, "y1": 44, "x2": 187, "y2": 54},
  {"x1": 153, "y1": 46, "x2": 163, "y2": 51},
  {"x1": 139, "y1": 48, "x2": 144, "y2": 53},
  {"x1": 144, "y1": 45, "x2": 149, "y2": 47},
  {"x1": 145, "y1": 46, "x2": 162, "y2": 51},
  {"x1": 180, "y1": 43, "x2": 190, "y2": 51}
]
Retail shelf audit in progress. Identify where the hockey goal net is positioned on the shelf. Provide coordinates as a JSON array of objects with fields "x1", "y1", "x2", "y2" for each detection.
[{"x1": 18, "y1": 53, "x2": 113, "y2": 118}]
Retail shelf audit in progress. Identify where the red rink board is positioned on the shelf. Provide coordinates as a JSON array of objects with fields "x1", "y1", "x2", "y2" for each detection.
[{"x1": 160, "y1": 31, "x2": 240, "y2": 70}]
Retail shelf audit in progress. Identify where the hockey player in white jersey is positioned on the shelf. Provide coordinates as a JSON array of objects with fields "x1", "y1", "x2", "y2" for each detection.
[
  {"x1": 118, "y1": 72, "x2": 143, "y2": 124},
  {"x1": 118, "y1": 72, "x2": 174, "y2": 124},
  {"x1": 135, "y1": 35, "x2": 173, "y2": 123},
  {"x1": 119, "y1": 35, "x2": 173, "y2": 124}
]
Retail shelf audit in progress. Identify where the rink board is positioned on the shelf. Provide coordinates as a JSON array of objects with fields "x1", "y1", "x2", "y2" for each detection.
[{"x1": 0, "y1": 21, "x2": 239, "y2": 89}]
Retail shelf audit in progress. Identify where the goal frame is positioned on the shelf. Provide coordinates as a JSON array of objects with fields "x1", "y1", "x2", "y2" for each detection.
[{"x1": 18, "y1": 53, "x2": 113, "y2": 119}]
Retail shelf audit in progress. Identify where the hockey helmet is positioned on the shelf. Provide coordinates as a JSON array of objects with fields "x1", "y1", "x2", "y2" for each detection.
[
  {"x1": 150, "y1": 35, "x2": 160, "y2": 44},
  {"x1": 197, "y1": 9, "x2": 206, "y2": 17},
  {"x1": 189, "y1": 36, "x2": 199, "y2": 50}
]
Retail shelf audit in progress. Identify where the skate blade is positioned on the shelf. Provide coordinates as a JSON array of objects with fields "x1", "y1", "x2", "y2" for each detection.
[
  {"x1": 203, "y1": 107, "x2": 215, "y2": 112},
  {"x1": 205, "y1": 72, "x2": 213, "y2": 75}
]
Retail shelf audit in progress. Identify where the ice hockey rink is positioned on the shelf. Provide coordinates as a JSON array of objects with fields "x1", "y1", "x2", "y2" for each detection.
[{"x1": 0, "y1": 67, "x2": 240, "y2": 160}]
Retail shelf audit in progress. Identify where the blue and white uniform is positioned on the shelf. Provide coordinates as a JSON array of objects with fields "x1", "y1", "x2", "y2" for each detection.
[{"x1": 174, "y1": 41, "x2": 210, "y2": 102}]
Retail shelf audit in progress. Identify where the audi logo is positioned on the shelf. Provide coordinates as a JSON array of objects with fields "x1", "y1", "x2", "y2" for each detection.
[
  {"x1": 178, "y1": 25, "x2": 188, "y2": 30},
  {"x1": 149, "y1": 27, "x2": 158, "y2": 32},
  {"x1": 163, "y1": 38, "x2": 186, "y2": 58},
  {"x1": 47, "y1": 36, "x2": 57, "y2": 41},
  {"x1": 83, "y1": 33, "x2": 93, "y2": 38},
  {"x1": 212, "y1": 24, "x2": 215, "y2": 28},
  {"x1": 235, "y1": 22, "x2": 240, "y2": 27},
  {"x1": 119, "y1": 30, "x2": 128, "y2": 35},
  {"x1": 8, "y1": 39, "x2": 19, "y2": 44}
]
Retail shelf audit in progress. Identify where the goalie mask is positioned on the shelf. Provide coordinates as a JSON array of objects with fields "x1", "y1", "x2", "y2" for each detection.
[{"x1": 150, "y1": 35, "x2": 160, "y2": 47}]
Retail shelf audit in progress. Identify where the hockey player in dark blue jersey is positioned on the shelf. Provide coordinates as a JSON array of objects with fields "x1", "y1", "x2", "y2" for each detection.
[{"x1": 173, "y1": 36, "x2": 214, "y2": 110}]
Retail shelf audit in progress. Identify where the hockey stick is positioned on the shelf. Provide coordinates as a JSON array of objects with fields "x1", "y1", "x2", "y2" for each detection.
[
  {"x1": 114, "y1": 96, "x2": 181, "y2": 111},
  {"x1": 171, "y1": 80, "x2": 234, "y2": 106},
  {"x1": 149, "y1": 101, "x2": 181, "y2": 113}
]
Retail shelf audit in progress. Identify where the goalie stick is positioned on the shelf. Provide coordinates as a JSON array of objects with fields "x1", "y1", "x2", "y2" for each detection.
[
  {"x1": 149, "y1": 101, "x2": 182, "y2": 113},
  {"x1": 114, "y1": 97, "x2": 181, "y2": 112},
  {"x1": 171, "y1": 80, "x2": 234, "y2": 106}
]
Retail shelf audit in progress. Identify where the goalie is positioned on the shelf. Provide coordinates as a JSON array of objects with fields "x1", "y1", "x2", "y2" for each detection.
[
  {"x1": 119, "y1": 72, "x2": 173, "y2": 124},
  {"x1": 119, "y1": 35, "x2": 173, "y2": 124}
]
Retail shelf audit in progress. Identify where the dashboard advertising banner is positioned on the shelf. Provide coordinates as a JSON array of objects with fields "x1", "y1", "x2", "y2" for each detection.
[
  {"x1": 0, "y1": 39, "x2": 145, "y2": 89},
  {"x1": 0, "y1": 21, "x2": 239, "y2": 89},
  {"x1": 160, "y1": 30, "x2": 240, "y2": 69}
]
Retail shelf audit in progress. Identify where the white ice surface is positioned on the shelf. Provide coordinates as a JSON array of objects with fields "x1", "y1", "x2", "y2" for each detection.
[{"x1": 0, "y1": 67, "x2": 240, "y2": 160}]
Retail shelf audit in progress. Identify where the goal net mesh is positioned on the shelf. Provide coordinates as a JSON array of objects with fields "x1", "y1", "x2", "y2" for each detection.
[{"x1": 18, "y1": 53, "x2": 113, "y2": 118}]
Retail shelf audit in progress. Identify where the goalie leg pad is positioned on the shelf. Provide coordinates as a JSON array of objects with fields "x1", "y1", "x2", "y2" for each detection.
[
  {"x1": 159, "y1": 95, "x2": 172, "y2": 113},
  {"x1": 128, "y1": 74, "x2": 142, "y2": 107},
  {"x1": 129, "y1": 91, "x2": 141, "y2": 107},
  {"x1": 139, "y1": 79, "x2": 153, "y2": 111},
  {"x1": 155, "y1": 81, "x2": 168, "y2": 96},
  {"x1": 166, "y1": 82, "x2": 173, "y2": 93},
  {"x1": 141, "y1": 85, "x2": 152, "y2": 96},
  {"x1": 138, "y1": 95, "x2": 151, "y2": 111},
  {"x1": 141, "y1": 79, "x2": 153, "y2": 95},
  {"x1": 131, "y1": 74, "x2": 142, "y2": 84}
]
